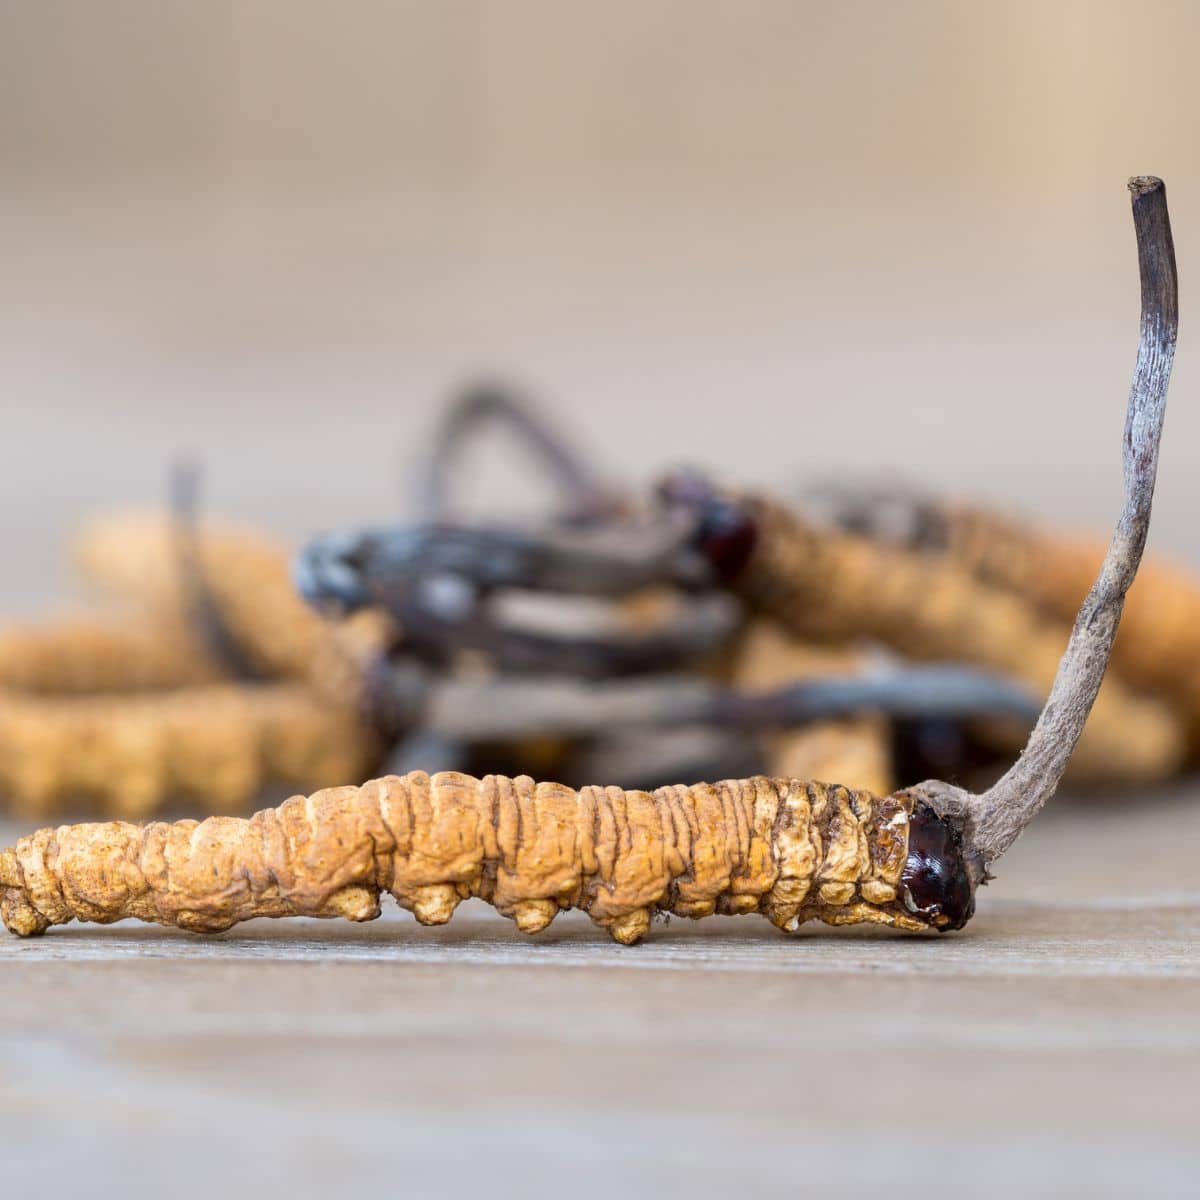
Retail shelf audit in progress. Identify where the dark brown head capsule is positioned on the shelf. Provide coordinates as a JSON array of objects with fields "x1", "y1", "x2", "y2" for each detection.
[
  {"x1": 657, "y1": 469, "x2": 759, "y2": 584},
  {"x1": 899, "y1": 803, "x2": 976, "y2": 931}
]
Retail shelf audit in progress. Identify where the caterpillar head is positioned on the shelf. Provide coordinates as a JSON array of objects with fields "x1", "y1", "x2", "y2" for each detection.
[
  {"x1": 899, "y1": 803, "x2": 976, "y2": 931},
  {"x1": 656, "y1": 468, "x2": 759, "y2": 584}
]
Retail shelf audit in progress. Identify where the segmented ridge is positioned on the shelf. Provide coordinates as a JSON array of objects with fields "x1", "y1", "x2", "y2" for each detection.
[
  {"x1": 922, "y1": 503, "x2": 1200, "y2": 736},
  {"x1": 737, "y1": 496, "x2": 1186, "y2": 782},
  {"x1": 0, "y1": 685, "x2": 377, "y2": 820},
  {"x1": 0, "y1": 619, "x2": 221, "y2": 693},
  {"x1": 0, "y1": 770, "x2": 932, "y2": 942}
]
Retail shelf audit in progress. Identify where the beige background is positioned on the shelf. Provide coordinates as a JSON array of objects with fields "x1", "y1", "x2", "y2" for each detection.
[{"x1": 4, "y1": 1, "x2": 1200, "y2": 612}]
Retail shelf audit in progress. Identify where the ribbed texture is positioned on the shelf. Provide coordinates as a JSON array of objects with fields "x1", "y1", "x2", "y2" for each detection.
[
  {"x1": 0, "y1": 685, "x2": 376, "y2": 819},
  {"x1": 914, "y1": 502, "x2": 1200, "y2": 737},
  {"x1": 737, "y1": 497, "x2": 1186, "y2": 782},
  {"x1": 0, "y1": 618, "x2": 220, "y2": 693},
  {"x1": 0, "y1": 770, "x2": 927, "y2": 942}
]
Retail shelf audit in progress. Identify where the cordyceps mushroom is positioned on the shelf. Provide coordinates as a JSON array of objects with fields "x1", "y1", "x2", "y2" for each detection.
[
  {"x1": 0, "y1": 467, "x2": 389, "y2": 820},
  {"x1": 811, "y1": 482, "x2": 1200, "y2": 743},
  {"x1": 0, "y1": 177, "x2": 1176, "y2": 943}
]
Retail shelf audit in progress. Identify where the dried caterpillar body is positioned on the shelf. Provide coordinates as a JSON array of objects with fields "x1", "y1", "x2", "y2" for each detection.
[
  {"x1": 0, "y1": 516, "x2": 388, "y2": 821},
  {"x1": 0, "y1": 770, "x2": 974, "y2": 941},
  {"x1": 0, "y1": 618, "x2": 221, "y2": 694},
  {"x1": 883, "y1": 501, "x2": 1108, "y2": 614},
  {"x1": 74, "y1": 513, "x2": 388, "y2": 707},
  {"x1": 719, "y1": 494, "x2": 1186, "y2": 782},
  {"x1": 0, "y1": 686, "x2": 377, "y2": 820},
  {"x1": 874, "y1": 500, "x2": 1200, "y2": 733}
]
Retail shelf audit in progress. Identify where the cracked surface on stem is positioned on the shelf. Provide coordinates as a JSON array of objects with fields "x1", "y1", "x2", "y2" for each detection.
[{"x1": 962, "y1": 177, "x2": 1178, "y2": 867}]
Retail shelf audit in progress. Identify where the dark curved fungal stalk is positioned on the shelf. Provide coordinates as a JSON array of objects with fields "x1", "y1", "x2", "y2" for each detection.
[
  {"x1": 169, "y1": 459, "x2": 267, "y2": 683},
  {"x1": 420, "y1": 381, "x2": 627, "y2": 524},
  {"x1": 956, "y1": 176, "x2": 1178, "y2": 870}
]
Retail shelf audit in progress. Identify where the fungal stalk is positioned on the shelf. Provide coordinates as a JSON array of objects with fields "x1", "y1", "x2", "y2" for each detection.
[{"x1": 960, "y1": 175, "x2": 1178, "y2": 869}]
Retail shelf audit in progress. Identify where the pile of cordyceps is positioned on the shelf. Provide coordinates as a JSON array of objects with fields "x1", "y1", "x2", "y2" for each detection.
[
  {"x1": 0, "y1": 474, "x2": 388, "y2": 820},
  {"x1": 2, "y1": 376, "x2": 1196, "y2": 825},
  {"x1": 294, "y1": 383, "x2": 1197, "y2": 801}
]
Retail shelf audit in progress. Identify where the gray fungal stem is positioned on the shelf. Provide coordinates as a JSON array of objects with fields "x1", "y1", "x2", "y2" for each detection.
[{"x1": 961, "y1": 176, "x2": 1177, "y2": 867}]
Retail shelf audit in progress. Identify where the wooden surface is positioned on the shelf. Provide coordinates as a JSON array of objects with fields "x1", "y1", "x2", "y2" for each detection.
[{"x1": 2, "y1": 787, "x2": 1198, "y2": 1198}]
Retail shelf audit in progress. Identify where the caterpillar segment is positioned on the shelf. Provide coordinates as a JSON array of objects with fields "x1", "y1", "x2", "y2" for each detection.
[
  {"x1": 72, "y1": 512, "x2": 391, "y2": 707},
  {"x1": 864, "y1": 498, "x2": 1200, "y2": 735},
  {"x1": 0, "y1": 685, "x2": 377, "y2": 821},
  {"x1": 0, "y1": 770, "x2": 974, "y2": 941},
  {"x1": 0, "y1": 617, "x2": 222, "y2": 693},
  {"x1": 726, "y1": 495, "x2": 1186, "y2": 783}
]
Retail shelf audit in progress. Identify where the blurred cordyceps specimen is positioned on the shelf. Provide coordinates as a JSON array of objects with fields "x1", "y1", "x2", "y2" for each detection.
[
  {"x1": 0, "y1": 511, "x2": 385, "y2": 819},
  {"x1": 0, "y1": 617, "x2": 221, "y2": 694},
  {"x1": 814, "y1": 486, "x2": 1200, "y2": 752},
  {"x1": 73, "y1": 510, "x2": 385, "y2": 707},
  {"x1": 722, "y1": 621, "x2": 893, "y2": 796},
  {"x1": 1, "y1": 176, "x2": 1172, "y2": 943},
  {"x1": 710, "y1": 489, "x2": 1187, "y2": 782},
  {"x1": 291, "y1": 380, "x2": 1041, "y2": 797}
]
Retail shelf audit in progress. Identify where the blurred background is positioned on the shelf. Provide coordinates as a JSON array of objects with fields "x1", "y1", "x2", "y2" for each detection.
[
  {"x1": 4, "y1": 7, "x2": 1200, "y2": 1198},
  {"x1": 4, "y1": 0, "x2": 1200, "y2": 614}
]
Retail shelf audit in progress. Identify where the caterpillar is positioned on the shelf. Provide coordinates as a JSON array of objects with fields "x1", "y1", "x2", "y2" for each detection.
[
  {"x1": 0, "y1": 617, "x2": 221, "y2": 693},
  {"x1": 823, "y1": 490, "x2": 1200, "y2": 733},
  {"x1": 682, "y1": 489, "x2": 1188, "y2": 782},
  {"x1": 73, "y1": 512, "x2": 389, "y2": 708},
  {"x1": 0, "y1": 769, "x2": 971, "y2": 941},
  {"x1": 0, "y1": 510, "x2": 389, "y2": 819},
  {"x1": 0, "y1": 684, "x2": 377, "y2": 820}
]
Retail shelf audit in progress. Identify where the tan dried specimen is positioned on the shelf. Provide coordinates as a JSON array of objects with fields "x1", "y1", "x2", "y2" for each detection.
[
  {"x1": 0, "y1": 512, "x2": 392, "y2": 821},
  {"x1": 734, "y1": 497, "x2": 1186, "y2": 782},
  {"x1": 0, "y1": 769, "x2": 935, "y2": 942},
  {"x1": 724, "y1": 620, "x2": 892, "y2": 794},
  {"x1": 900, "y1": 501, "x2": 1200, "y2": 736},
  {"x1": 0, "y1": 685, "x2": 377, "y2": 820},
  {"x1": 74, "y1": 512, "x2": 389, "y2": 707},
  {"x1": 0, "y1": 618, "x2": 220, "y2": 693}
]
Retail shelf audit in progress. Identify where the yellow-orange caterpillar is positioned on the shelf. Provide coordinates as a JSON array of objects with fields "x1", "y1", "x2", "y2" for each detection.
[
  {"x1": 0, "y1": 618, "x2": 221, "y2": 694},
  {"x1": 882, "y1": 500, "x2": 1200, "y2": 732},
  {"x1": 0, "y1": 769, "x2": 972, "y2": 941},
  {"x1": 0, "y1": 685, "x2": 377, "y2": 820},
  {"x1": 73, "y1": 512, "x2": 389, "y2": 706},
  {"x1": 732, "y1": 495, "x2": 1186, "y2": 782},
  {"x1": 0, "y1": 512, "x2": 393, "y2": 820}
]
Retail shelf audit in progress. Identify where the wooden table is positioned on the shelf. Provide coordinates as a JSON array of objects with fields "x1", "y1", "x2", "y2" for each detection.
[{"x1": 2, "y1": 788, "x2": 1197, "y2": 1198}]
